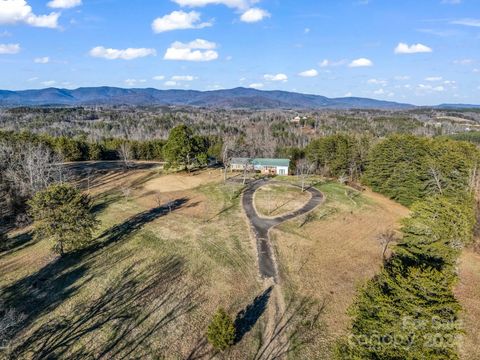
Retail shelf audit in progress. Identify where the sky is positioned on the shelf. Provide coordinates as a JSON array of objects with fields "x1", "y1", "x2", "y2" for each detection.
[{"x1": 0, "y1": 0, "x2": 479, "y2": 105}]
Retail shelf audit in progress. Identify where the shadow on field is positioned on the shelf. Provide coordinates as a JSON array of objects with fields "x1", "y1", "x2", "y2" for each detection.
[
  {"x1": 253, "y1": 296, "x2": 327, "y2": 360},
  {"x1": 9, "y1": 257, "x2": 201, "y2": 359},
  {"x1": 0, "y1": 198, "x2": 190, "y2": 356},
  {"x1": 0, "y1": 232, "x2": 35, "y2": 259},
  {"x1": 235, "y1": 286, "x2": 272, "y2": 344}
]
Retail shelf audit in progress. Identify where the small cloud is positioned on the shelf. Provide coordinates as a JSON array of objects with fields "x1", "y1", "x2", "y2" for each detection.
[
  {"x1": 152, "y1": 10, "x2": 212, "y2": 33},
  {"x1": 0, "y1": 43, "x2": 20, "y2": 54},
  {"x1": 164, "y1": 80, "x2": 177, "y2": 87},
  {"x1": 89, "y1": 46, "x2": 157, "y2": 60},
  {"x1": 42, "y1": 80, "x2": 56, "y2": 87},
  {"x1": 34, "y1": 56, "x2": 50, "y2": 64},
  {"x1": 442, "y1": 0, "x2": 461, "y2": 4},
  {"x1": 240, "y1": 8, "x2": 270, "y2": 23},
  {"x1": 453, "y1": 58, "x2": 474, "y2": 65},
  {"x1": 248, "y1": 83, "x2": 264, "y2": 89},
  {"x1": 367, "y1": 78, "x2": 387, "y2": 86},
  {"x1": 394, "y1": 75, "x2": 410, "y2": 81},
  {"x1": 298, "y1": 69, "x2": 318, "y2": 77},
  {"x1": 394, "y1": 42, "x2": 432, "y2": 54},
  {"x1": 304, "y1": 28, "x2": 310, "y2": 34},
  {"x1": 450, "y1": 18, "x2": 480, "y2": 27},
  {"x1": 164, "y1": 39, "x2": 218, "y2": 61},
  {"x1": 319, "y1": 59, "x2": 347, "y2": 67},
  {"x1": 344, "y1": 92, "x2": 353, "y2": 97},
  {"x1": 47, "y1": 0, "x2": 82, "y2": 9},
  {"x1": 27, "y1": 76, "x2": 38, "y2": 81},
  {"x1": 171, "y1": 75, "x2": 196, "y2": 81},
  {"x1": 425, "y1": 76, "x2": 442, "y2": 81},
  {"x1": 152, "y1": 75, "x2": 165, "y2": 81},
  {"x1": 264, "y1": 73, "x2": 288, "y2": 82},
  {"x1": 125, "y1": 79, "x2": 147, "y2": 86},
  {"x1": 349, "y1": 58, "x2": 373, "y2": 67}
]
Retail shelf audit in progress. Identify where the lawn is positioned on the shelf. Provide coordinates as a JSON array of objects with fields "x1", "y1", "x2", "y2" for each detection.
[{"x1": 253, "y1": 183, "x2": 311, "y2": 218}]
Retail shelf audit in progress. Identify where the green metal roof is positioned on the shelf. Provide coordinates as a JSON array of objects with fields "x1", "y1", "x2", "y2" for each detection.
[{"x1": 231, "y1": 158, "x2": 290, "y2": 167}]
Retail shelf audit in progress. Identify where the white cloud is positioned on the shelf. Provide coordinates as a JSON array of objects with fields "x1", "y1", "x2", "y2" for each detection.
[
  {"x1": 152, "y1": 75, "x2": 165, "y2": 81},
  {"x1": 172, "y1": 0, "x2": 253, "y2": 10},
  {"x1": 417, "y1": 84, "x2": 445, "y2": 92},
  {"x1": 394, "y1": 42, "x2": 432, "y2": 54},
  {"x1": 349, "y1": 58, "x2": 373, "y2": 67},
  {"x1": 89, "y1": 46, "x2": 157, "y2": 60},
  {"x1": 373, "y1": 89, "x2": 385, "y2": 95},
  {"x1": 394, "y1": 75, "x2": 410, "y2": 81},
  {"x1": 171, "y1": 75, "x2": 196, "y2": 81},
  {"x1": 240, "y1": 8, "x2": 270, "y2": 23},
  {"x1": 47, "y1": 0, "x2": 82, "y2": 9},
  {"x1": 0, "y1": 43, "x2": 20, "y2": 54},
  {"x1": 425, "y1": 76, "x2": 442, "y2": 81},
  {"x1": 164, "y1": 39, "x2": 218, "y2": 61},
  {"x1": 298, "y1": 69, "x2": 318, "y2": 77},
  {"x1": 27, "y1": 76, "x2": 38, "y2": 81},
  {"x1": 319, "y1": 59, "x2": 348, "y2": 67},
  {"x1": 42, "y1": 80, "x2": 56, "y2": 86},
  {"x1": 152, "y1": 10, "x2": 212, "y2": 33},
  {"x1": 344, "y1": 92, "x2": 352, "y2": 97},
  {"x1": 248, "y1": 83, "x2": 264, "y2": 89},
  {"x1": 453, "y1": 58, "x2": 473, "y2": 65},
  {"x1": 264, "y1": 73, "x2": 288, "y2": 82},
  {"x1": 164, "y1": 80, "x2": 177, "y2": 87},
  {"x1": 34, "y1": 56, "x2": 49, "y2": 63},
  {"x1": 367, "y1": 78, "x2": 387, "y2": 86},
  {"x1": 0, "y1": 0, "x2": 60, "y2": 28},
  {"x1": 450, "y1": 18, "x2": 480, "y2": 27},
  {"x1": 125, "y1": 79, "x2": 146, "y2": 86},
  {"x1": 304, "y1": 28, "x2": 310, "y2": 34},
  {"x1": 474, "y1": 68, "x2": 479, "y2": 73}
]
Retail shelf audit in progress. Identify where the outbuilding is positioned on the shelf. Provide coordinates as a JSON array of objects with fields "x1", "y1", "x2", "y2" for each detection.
[{"x1": 230, "y1": 158, "x2": 290, "y2": 176}]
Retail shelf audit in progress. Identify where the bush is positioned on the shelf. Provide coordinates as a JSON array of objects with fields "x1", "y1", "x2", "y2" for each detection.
[{"x1": 207, "y1": 308, "x2": 236, "y2": 351}]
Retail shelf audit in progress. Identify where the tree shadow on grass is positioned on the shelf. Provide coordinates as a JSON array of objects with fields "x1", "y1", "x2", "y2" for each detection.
[
  {"x1": 235, "y1": 286, "x2": 273, "y2": 344},
  {"x1": 0, "y1": 232, "x2": 35, "y2": 259},
  {"x1": 253, "y1": 296, "x2": 327, "y2": 360},
  {"x1": 0, "y1": 198, "x2": 190, "y2": 352},
  {"x1": 8, "y1": 256, "x2": 202, "y2": 359}
]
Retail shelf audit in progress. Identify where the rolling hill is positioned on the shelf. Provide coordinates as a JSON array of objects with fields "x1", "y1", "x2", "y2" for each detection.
[{"x1": 0, "y1": 87, "x2": 416, "y2": 109}]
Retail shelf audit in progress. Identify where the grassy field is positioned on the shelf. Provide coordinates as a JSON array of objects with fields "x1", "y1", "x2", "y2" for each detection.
[
  {"x1": 269, "y1": 178, "x2": 410, "y2": 358},
  {"x1": 0, "y1": 168, "x2": 264, "y2": 359},
  {"x1": 253, "y1": 183, "x2": 311, "y2": 218},
  {"x1": 3, "y1": 170, "x2": 478, "y2": 359}
]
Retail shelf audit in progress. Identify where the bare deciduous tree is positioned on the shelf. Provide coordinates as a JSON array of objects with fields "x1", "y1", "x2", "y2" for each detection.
[
  {"x1": 377, "y1": 229, "x2": 397, "y2": 262},
  {"x1": 296, "y1": 159, "x2": 315, "y2": 192},
  {"x1": 118, "y1": 142, "x2": 132, "y2": 168}
]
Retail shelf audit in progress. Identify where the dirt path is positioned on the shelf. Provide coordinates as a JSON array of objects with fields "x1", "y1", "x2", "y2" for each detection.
[{"x1": 242, "y1": 179, "x2": 323, "y2": 281}]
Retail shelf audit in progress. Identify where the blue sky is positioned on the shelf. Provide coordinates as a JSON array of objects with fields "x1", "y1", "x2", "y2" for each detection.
[{"x1": 0, "y1": 0, "x2": 479, "y2": 105}]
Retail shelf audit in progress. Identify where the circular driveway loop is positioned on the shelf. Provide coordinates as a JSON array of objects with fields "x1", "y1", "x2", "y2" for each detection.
[{"x1": 242, "y1": 179, "x2": 323, "y2": 281}]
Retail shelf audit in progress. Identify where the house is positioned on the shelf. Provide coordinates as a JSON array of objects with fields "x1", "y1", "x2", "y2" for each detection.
[{"x1": 230, "y1": 158, "x2": 290, "y2": 176}]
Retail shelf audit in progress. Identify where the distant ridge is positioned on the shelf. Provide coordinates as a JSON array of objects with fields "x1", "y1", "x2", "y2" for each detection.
[{"x1": 0, "y1": 86, "x2": 476, "y2": 109}]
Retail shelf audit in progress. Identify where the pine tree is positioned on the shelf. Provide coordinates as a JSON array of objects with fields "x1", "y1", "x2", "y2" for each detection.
[
  {"x1": 28, "y1": 184, "x2": 97, "y2": 255},
  {"x1": 207, "y1": 308, "x2": 236, "y2": 351}
]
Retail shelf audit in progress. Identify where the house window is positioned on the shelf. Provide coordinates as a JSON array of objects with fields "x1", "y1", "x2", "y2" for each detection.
[{"x1": 278, "y1": 168, "x2": 286, "y2": 175}]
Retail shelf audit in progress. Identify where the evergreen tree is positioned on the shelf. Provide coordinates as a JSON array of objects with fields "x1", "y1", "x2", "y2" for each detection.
[
  {"x1": 163, "y1": 125, "x2": 207, "y2": 171},
  {"x1": 29, "y1": 184, "x2": 97, "y2": 255},
  {"x1": 207, "y1": 308, "x2": 236, "y2": 351}
]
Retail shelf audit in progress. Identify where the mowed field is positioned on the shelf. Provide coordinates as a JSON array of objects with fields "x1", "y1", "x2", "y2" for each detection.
[{"x1": 1, "y1": 167, "x2": 263, "y2": 359}]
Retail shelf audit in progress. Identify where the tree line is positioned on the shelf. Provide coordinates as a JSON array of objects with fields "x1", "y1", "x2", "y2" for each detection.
[{"x1": 335, "y1": 135, "x2": 479, "y2": 359}]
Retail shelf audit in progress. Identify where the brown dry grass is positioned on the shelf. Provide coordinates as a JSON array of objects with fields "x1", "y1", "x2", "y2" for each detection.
[
  {"x1": 271, "y1": 181, "x2": 409, "y2": 358},
  {"x1": 1, "y1": 169, "x2": 264, "y2": 359},
  {"x1": 253, "y1": 183, "x2": 311, "y2": 218},
  {"x1": 455, "y1": 249, "x2": 480, "y2": 360}
]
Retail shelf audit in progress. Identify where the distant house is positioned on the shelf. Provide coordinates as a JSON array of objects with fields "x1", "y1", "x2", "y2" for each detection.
[{"x1": 230, "y1": 158, "x2": 290, "y2": 176}]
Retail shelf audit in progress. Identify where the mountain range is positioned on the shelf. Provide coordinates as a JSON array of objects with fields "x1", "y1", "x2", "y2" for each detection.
[{"x1": 0, "y1": 87, "x2": 478, "y2": 110}]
